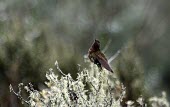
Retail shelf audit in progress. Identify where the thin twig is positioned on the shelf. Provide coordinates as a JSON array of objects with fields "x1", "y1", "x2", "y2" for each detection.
[
  {"x1": 9, "y1": 84, "x2": 30, "y2": 105},
  {"x1": 55, "y1": 60, "x2": 67, "y2": 76},
  {"x1": 108, "y1": 49, "x2": 121, "y2": 64},
  {"x1": 102, "y1": 39, "x2": 112, "y2": 53}
]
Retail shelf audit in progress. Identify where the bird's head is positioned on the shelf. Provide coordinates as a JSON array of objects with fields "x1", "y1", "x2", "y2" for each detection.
[
  {"x1": 95, "y1": 39, "x2": 100, "y2": 44},
  {"x1": 92, "y1": 39, "x2": 100, "y2": 51}
]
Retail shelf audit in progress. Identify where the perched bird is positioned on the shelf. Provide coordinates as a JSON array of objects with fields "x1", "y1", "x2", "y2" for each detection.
[{"x1": 88, "y1": 39, "x2": 113, "y2": 73}]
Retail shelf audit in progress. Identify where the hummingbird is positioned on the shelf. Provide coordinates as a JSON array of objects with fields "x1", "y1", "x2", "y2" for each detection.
[{"x1": 88, "y1": 39, "x2": 113, "y2": 73}]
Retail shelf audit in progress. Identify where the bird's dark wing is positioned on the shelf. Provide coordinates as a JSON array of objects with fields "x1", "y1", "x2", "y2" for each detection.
[
  {"x1": 97, "y1": 51, "x2": 108, "y2": 61},
  {"x1": 95, "y1": 51, "x2": 113, "y2": 73}
]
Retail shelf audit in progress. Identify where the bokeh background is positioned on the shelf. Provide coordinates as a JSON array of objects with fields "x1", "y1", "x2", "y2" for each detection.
[{"x1": 0, "y1": 0, "x2": 170, "y2": 106}]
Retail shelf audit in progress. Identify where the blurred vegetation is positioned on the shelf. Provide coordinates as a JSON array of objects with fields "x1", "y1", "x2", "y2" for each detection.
[
  {"x1": 0, "y1": 0, "x2": 170, "y2": 106},
  {"x1": 115, "y1": 41, "x2": 145, "y2": 103}
]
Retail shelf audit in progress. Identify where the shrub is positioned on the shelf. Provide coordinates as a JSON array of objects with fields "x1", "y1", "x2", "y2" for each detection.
[{"x1": 9, "y1": 60, "x2": 169, "y2": 107}]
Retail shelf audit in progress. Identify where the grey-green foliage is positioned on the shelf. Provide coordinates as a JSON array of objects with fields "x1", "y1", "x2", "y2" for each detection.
[
  {"x1": 10, "y1": 60, "x2": 126, "y2": 107},
  {"x1": 10, "y1": 60, "x2": 170, "y2": 107}
]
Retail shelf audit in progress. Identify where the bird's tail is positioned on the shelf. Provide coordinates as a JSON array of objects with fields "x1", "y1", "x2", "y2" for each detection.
[{"x1": 110, "y1": 70, "x2": 114, "y2": 73}]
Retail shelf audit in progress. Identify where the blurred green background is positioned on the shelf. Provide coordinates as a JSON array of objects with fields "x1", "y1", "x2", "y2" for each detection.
[{"x1": 0, "y1": 0, "x2": 170, "y2": 106}]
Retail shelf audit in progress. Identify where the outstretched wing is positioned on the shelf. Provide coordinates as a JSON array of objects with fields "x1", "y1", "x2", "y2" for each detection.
[{"x1": 95, "y1": 51, "x2": 113, "y2": 73}]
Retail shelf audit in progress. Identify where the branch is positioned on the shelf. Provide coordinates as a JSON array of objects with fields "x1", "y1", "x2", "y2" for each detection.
[
  {"x1": 108, "y1": 49, "x2": 121, "y2": 64},
  {"x1": 102, "y1": 39, "x2": 112, "y2": 53},
  {"x1": 55, "y1": 60, "x2": 67, "y2": 76},
  {"x1": 9, "y1": 84, "x2": 30, "y2": 105}
]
